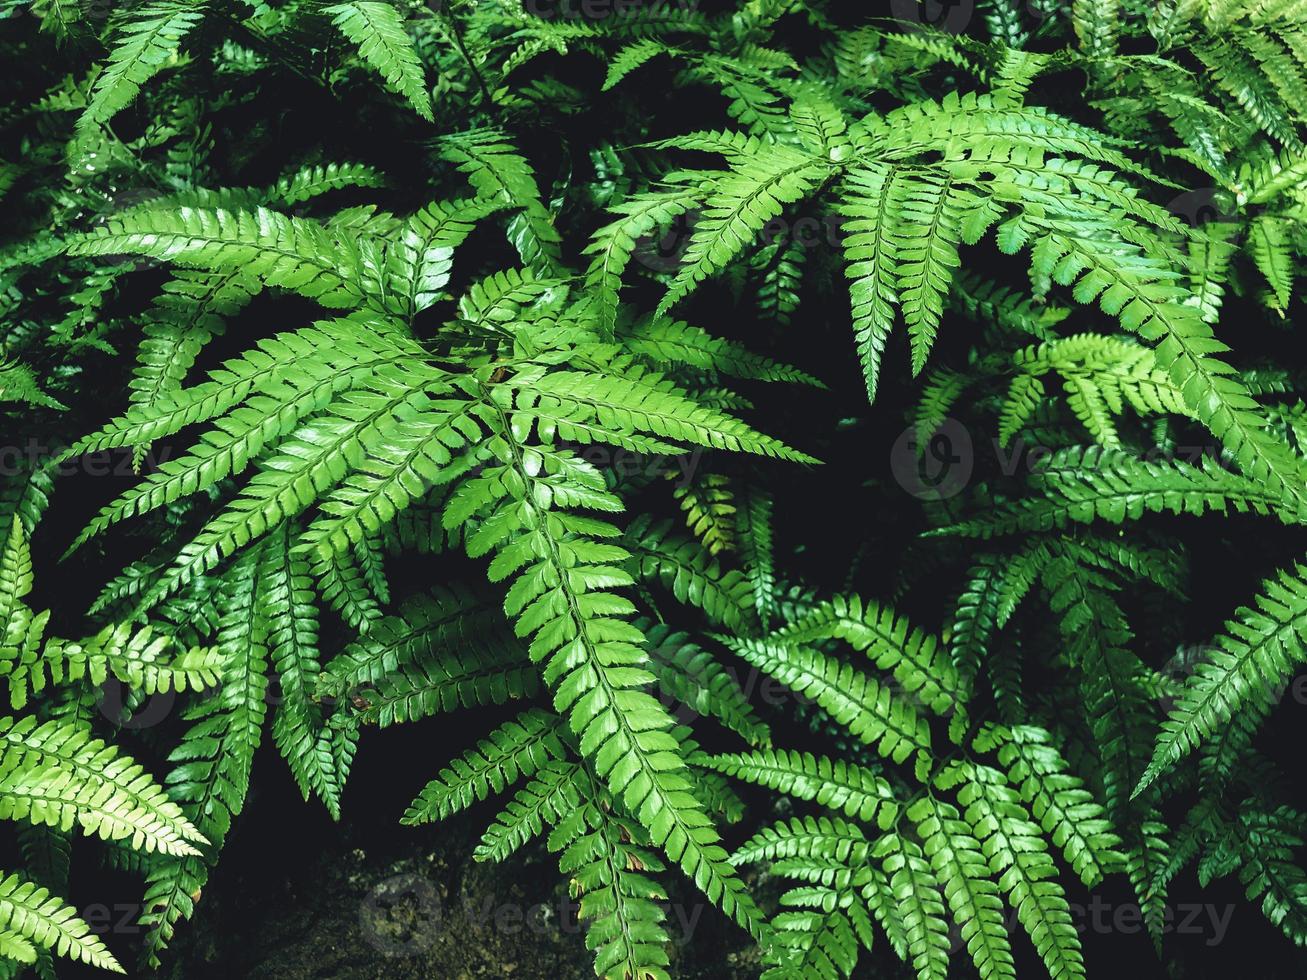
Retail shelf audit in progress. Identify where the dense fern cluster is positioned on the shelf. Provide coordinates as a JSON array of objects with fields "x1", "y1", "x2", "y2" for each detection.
[{"x1": 4, "y1": 0, "x2": 1307, "y2": 977}]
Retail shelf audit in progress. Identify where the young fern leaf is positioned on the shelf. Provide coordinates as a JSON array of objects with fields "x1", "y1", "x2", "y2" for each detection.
[
  {"x1": 655, "y1": 146, "x2": 830, "y2": 318},
  {"x1": 317, "y1": 586, "x2": 515, "y2": 695},
  {"x1": 0, "y1": 872, "x2": 121, "y2": 974},
  {"x1": 627, "y1": 517, "x2": 756, "y2": 632},
  {"x1": 0, "y1": 715, "x2": 206, "y2": 857},
  {"x1": 77, "y1": 1, "x2": 207, "y2": 137},
  {"x1": 736, "y1": 487, "x2": 778, "y2": 627},
  {"x1": 517, "y1": 369, "x2": 818, "y2": 463},
  {"x1": 698, "y1": 749, "x2": 897, "y2": 824},
  {"x1": 63, "y1": 318, "x2": 410, "y2": 463},
  {"x1": 602, "y1": 38, "x2": 674, "y2": 91},
  {"x1": 1072, "y1": 0, "x2": 1120, "y2": 58},
  {"x1": 1137, "y1": 561, "x2": 1307, "y2": 795},
  {"x1": 351, "y1": 643, "x2": 538, "y2": 728},
  {"x1": 1031, "y1": 225, "x2": 1307, "y2": 513},
  {"x1": 385, "y1": 197, "x2": 503, "y2": 319},
  {"x1": 258, "y1": 526, "x2": 343, "y2": 819},
  {"x1": 65, "y1": 208, "x2": 368, "y2": 309},
  {"x1": 326, "y1": 1, "x2": 434, "y2": 121},
  {"x1": 402, "y1": 709, "x2": 566, "y2": 824},
  {"x1": 761, "y1": 875, "x2": 874, "y2": 979},
  {"x1": 775, "y1": 593, "x2": 963, "y2": 717},
  {"x1": 0, "y1": 518, "x2": 33, "y2": 637},
  {"x1": 448, "y1": 421, "x2": 767, "y2": 938}
]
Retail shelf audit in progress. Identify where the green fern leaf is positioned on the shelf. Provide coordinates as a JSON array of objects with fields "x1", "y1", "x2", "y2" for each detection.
[{"x1": 327, "y1": 1, "x2": 433, "y2": 121}]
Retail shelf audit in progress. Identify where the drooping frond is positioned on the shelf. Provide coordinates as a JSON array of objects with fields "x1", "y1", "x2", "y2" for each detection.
[
  {"x1": 1138, "y1": 562, "x2": 1307, "y2": 794},
  {"x1": 0, "y1": 872, "x2": 122, "y2": 974},
  {"x1": 77, "y1": 1, "x2": 207, "y2": 138},
  {"x1": 326, "y1": 1, "x2": 434, "y2": 121}
]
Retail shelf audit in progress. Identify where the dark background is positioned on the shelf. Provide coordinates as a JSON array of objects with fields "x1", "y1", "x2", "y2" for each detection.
[{"x1": 7, "y1": 0, "x2": 1307, "y2": 976}]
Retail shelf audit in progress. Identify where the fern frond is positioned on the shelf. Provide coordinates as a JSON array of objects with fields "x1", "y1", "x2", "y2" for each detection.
[
  {"x1": 721, "y1": 635, "x2": 933, "y2": 769},
  {"x1": 327, "y1": 1, "x2": 433, "y2": 121},
  {"x1": 77, "y1": 1, "x2": 206, "y2": 136},
  {"x1": 0, "y1": 715, "x2": 205, "y2": 856},
  {"x1": 645, "y1": 625, "x2": 770, "y2": 746},
  {"x1": 935, "y1": 447, "x2": 1301, "y2": 539},
  {"x1": 449, "y1": 428, "x2": 767, "y2": 938},
  {"x1": 403, "y1": 709, "x2": 566, "y2": 824},
  {"x1": 258, "y1": 525, "x2": 342, "y2": 818},
  {"x1": 956, "y1": 762, "x2": 1086, "y2": 980},
  {"x1": 65, "y1": 207, "x2": 368, "y2": 308},
  {"x1": 699, "y1": 749, "x2": 897, "y2": 824},
  {"x1": 624, "y1": 318, "x2": 824, "y2": 387},
  {"x1": 473, "y1": 760, "x2": 582, "y2": 863},
  {"x1": 994, "y1": 725, "x2": 1123, "y2": 887},
  {"x1": 0, "y1": 871, "x2": 121, "y2": 973},
  {"x1": 873, "y1": 832, "x2": 951, "y2": 980},
  {"x1": 910, "y1": 793, "x2": 1016, "y2": 980},
  {"x1": 1137, "y1": 561, "x2": 1307, "y2": 793},
  {"x1": 439, "y1": 130, "x2": 563, "y2": 273},
  {"x1": 655, "y1": 145, "x2": 830, "y2": 317}
]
